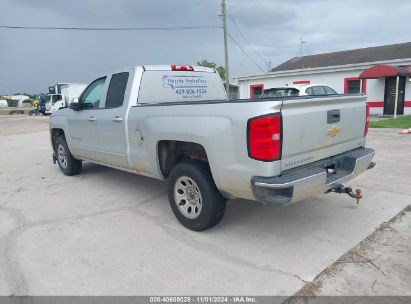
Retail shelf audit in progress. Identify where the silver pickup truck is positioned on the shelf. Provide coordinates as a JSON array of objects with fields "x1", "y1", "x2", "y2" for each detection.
[{"x1": 50, "y1": 65, "x2": 375, "y2": 231}]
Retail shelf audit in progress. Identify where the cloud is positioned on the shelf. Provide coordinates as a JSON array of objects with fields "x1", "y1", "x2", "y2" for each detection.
[
  {"x1": 0, "y1": 0, "x2": 410, "y2": 93},
  {"x1": 230, "y1": 1, "x2": 297, "y2": 29}
]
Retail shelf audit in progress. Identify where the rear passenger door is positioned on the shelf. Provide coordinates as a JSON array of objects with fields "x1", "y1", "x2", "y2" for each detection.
[{"x1": 95, "y1": 70, "x2": 132, "y2": 168}]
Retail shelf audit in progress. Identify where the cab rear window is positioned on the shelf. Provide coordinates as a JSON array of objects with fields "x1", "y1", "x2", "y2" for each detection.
[
  {"x1": 261, "y1": 88, "x2": 299, "y2": 98},
  {"x1": 138, "y1": 70, "x2": 227, "y2": 104}
]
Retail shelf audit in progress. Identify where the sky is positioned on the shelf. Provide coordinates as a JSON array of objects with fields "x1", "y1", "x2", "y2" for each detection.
[{"x1": 0, "y1": 0, "x2": 410, "y2": 94}]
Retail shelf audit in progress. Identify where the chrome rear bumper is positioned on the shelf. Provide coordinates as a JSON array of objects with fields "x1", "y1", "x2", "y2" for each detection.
[{"x1": 252, "y1": 148, "x2": 375, "y2": 205}]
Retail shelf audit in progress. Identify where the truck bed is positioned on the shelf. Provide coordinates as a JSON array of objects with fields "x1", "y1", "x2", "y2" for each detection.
[{"x1": 127, "y1": 94, "x2": 367, "y2": 201}]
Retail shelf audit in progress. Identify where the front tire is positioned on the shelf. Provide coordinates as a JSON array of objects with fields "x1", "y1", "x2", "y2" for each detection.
[
  {"x1": 55, "y1": 136, "x2": 82, "y2": 176},
  {"x1": 168, "y1": 160, "x2": 227, "y2": 231}
]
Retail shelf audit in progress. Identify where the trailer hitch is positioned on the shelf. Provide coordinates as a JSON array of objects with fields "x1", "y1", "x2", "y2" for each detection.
[{"x1": 328, "y1": 184, "x2": 362, "y2": 204}]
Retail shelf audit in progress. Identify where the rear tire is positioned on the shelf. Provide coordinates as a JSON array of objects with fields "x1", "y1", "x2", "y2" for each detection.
[
  {"x1": 167, "y1": 160, "x2": 227, "y2": 231},
  {"x1": 55, "y1": 136, "x2": 82, "y2": 176}
]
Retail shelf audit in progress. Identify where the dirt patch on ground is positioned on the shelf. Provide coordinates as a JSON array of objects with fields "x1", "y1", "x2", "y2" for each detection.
[{"x1": 289, "y1": 205, "x2": 411, "y2": 300}]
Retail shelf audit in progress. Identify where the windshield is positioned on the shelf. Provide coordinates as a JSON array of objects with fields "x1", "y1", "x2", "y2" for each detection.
[
  {"x1": 260, "y1": 88, "x2": 300, "y2": 98},
  {"x1": 47, "y1": 95, "x2": 62, "y2": 103}
]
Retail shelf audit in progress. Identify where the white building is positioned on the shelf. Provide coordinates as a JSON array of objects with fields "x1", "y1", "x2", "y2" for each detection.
[
  {"x1": 1, "y1": 95, "x2": 31, "y2": 107},
  {"x1": 4, "y1": 95, "x2": 30, "y2": 101},
  {"x1": 238, "y1": 42, "x2": 411, "y2": 116}
]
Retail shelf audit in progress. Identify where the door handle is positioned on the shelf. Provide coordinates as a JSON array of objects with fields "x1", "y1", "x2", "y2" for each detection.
[
  {"x1": 88, "y1": 116, "x2": 96, "y2": 122},
  {"x1": 113, "y1": 116, "x2": 123, "y2": 122}
]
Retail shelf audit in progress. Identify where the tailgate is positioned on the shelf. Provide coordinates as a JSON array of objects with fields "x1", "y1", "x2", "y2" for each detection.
[{"x1": 280, "y1": 95, "x2": 367, "y2": 171}]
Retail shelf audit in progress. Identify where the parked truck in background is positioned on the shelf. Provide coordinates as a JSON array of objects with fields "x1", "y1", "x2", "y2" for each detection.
[
  {"x1": 44, "y1": 83, "x2": 69, "y2": 115},
  {"x1": 49, "y1": 65, "x2": 375, "y2": 231},
  {"x1": 45, "y1": 83, "x2": 87, "y2": 114},
  {"x1": 50, "y1": 84, "x2": 87, "y2": 113}
]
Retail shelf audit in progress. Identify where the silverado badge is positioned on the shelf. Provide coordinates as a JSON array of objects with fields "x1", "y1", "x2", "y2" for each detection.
[{"x1": 327, "y1": 125, "x2": 341, "y2": 137}]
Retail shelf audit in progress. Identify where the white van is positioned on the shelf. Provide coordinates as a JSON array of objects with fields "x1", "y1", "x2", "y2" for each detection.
[{"x1": 0, "y1": 100, "x2": 8, "y2": 108}]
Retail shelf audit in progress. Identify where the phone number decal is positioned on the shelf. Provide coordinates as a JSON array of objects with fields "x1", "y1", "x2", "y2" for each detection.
[{"x1": 175, "y1": 88, "x2": 208, "y2": 95}]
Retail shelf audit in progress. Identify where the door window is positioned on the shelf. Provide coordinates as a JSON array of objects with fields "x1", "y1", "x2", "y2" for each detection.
[
  {"x1": 80, "y1": 77, "x2": 106, "y2": 109},
  {"x1": 105, "y1": 72, "x2": 129, "y2": 108}
]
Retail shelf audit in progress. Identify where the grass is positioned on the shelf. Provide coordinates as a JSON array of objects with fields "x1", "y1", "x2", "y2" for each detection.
[{"x1": 369, "y1": 115, "x2": 411, "y2": 129}]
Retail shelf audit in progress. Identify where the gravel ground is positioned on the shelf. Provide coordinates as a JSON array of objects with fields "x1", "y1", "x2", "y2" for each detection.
[
  {"x1": 0, "y1": 115, "x2": 49, "y2": 135},
  {"x1": 0, "y1": 115, "x2": 410, "y2": 297}
]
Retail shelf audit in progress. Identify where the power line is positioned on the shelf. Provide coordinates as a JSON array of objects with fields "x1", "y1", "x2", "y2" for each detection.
[
  {"x1": 228, "y1": 14, "x2": 267, "y2": 65},
  {"x1": 230, "y1": 37, "x2": 249, "y2": 75},
  {"x1": 227, "y1": 32, "x2": 265, "y2": 72},
  {"x1": 0, "y1": 24, "x2": 222, "y2": 31},
  {"x1": 167, "y1": 0, "x2": 213, "y2": 6}
]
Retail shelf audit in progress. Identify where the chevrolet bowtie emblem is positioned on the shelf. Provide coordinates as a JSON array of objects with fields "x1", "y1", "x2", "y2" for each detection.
[{"x1": 327, "y1": 126, "x2": 341, "y2": 137}]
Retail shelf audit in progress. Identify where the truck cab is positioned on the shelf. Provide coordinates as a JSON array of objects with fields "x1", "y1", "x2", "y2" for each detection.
[{"x1": 45, "y1": 94, "x2": 64, "y2": 115}]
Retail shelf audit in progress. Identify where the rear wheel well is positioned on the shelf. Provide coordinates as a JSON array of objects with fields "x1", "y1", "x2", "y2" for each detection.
[
  {"x1": 158, "y1": 141, "x2": 209, "y2": 178},
  {"x1": 51, "y1": 129, "x2": 65, "y2": 150}
]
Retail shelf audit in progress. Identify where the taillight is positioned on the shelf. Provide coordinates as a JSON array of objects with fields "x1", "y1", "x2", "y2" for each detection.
[
  {"x1": 364, "y1": 103, "x2": 370, "y2": 136},
  {"x1": 247, "y1": 113, "x2": 282, "y2": 161},
  {"x1": 171, "y1": 65, "x2": 194, "y2": 71}
]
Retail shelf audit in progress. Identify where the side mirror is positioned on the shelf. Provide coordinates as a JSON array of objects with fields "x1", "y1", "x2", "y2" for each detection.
[{"x1": 69, "y1": 101, "x2": 80, "y2": 111}]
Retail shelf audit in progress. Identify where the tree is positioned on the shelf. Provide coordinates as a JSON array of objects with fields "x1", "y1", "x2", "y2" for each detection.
[{"x1": 197, "y1": 60, "x2": 226, "y2": 82}]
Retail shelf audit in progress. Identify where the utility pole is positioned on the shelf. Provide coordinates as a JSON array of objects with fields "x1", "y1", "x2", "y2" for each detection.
[
  {"x1": 221, "y1": 0, "x2": 230, "y2": 98},
  {"x1": 266, "y1": 61, "x2": 272, "y2": 72},
  {"x1": 299, "y1": 37, "x2": 306, "y2": 57}
]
